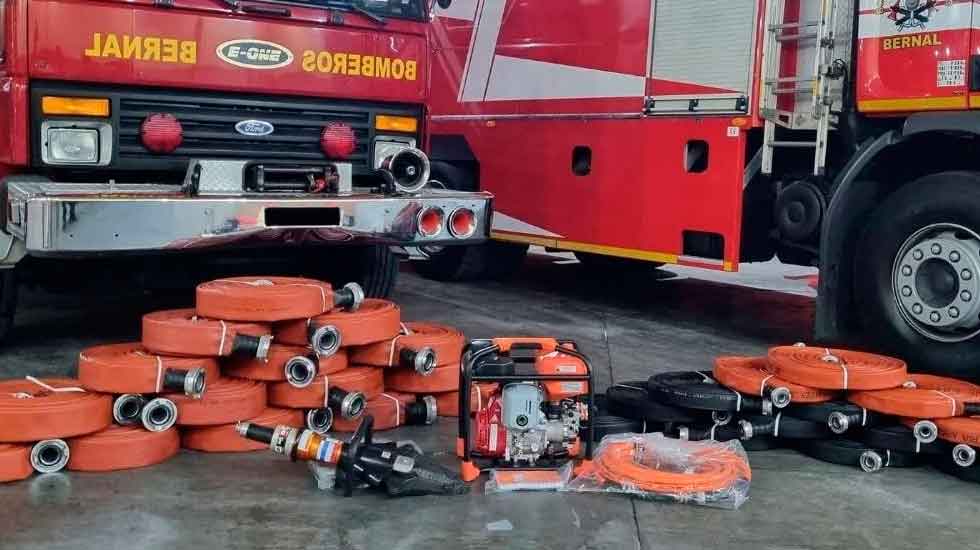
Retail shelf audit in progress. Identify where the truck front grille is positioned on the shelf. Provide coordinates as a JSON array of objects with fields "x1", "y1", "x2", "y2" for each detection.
[{"x1": 31, "y1": 82, "x2": 420, "y2": 176}]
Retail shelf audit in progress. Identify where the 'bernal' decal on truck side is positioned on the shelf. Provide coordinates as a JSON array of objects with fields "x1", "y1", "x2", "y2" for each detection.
[{"x1": 216, "y1": 39, "x2": 294, "y2": 69}]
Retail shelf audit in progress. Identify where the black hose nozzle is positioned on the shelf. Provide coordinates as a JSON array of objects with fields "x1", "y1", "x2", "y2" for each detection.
[
  {"x1": 328, "y1": 387, "x2": 366, "y2": 419},
  {"x1": 333, "y1": 282, "x2": 364, "y2": 312},
  {"x1": 400, "y1": 347, "x2": 436, "y2": 375},
  {"x1": 405, "y1": 396, "x2": 438, "y2": 426},
  {"x1": 231, "y1": 333, "x2": 273, "y2": 359},
  {"x1": 162, "y1": 367, "x2": 207, "y2": 398}
]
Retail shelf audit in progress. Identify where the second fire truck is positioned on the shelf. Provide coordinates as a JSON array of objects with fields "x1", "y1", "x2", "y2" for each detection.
[{"x1": 423, "y1": 0, "x2": 980, "y2": 377}]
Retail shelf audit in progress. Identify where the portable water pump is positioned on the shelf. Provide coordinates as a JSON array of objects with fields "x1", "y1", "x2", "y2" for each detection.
[{"x1": 458, "y1": 338, "x2": 594, "y2": 483}]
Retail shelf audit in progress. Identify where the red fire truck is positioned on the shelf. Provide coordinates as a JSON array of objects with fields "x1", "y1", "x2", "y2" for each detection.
[
  {"x1": 0, "y1": 0, "x2": 491, "y2": 340},
  {"x1": 422, "y1": 0, "x2": 980, "y2": 377}
]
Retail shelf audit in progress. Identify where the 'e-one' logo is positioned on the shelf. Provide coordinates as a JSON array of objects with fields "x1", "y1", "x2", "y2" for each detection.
[{"x1": 216, "y1": 39, "x2": 294, "y2": 69}]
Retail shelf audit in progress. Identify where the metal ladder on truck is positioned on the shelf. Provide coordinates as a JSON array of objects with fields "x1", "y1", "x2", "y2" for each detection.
[{"x1": 760, "y1": 0, "x2": 846, "y2": 177}]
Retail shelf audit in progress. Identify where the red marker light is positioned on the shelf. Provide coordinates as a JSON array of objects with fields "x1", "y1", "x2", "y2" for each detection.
[
  {"x1": 448, "y1": 208, "x2": 477, "y2": 239},
  {"x1": 141, "y1": 113, "x2": 183, "y2": 154},
  {"x1": 417, "y1": 207, "x2": 444, "y2": 238},
  {"x1": 320, "y1": 123, "x2": 356, "y2": 159}
]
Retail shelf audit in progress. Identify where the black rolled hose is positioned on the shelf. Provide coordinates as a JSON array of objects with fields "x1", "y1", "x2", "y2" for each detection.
[
  {"x1": 606, "y1": 382, "x2": 699, "y2": 424},
  {"x1": 785, "y1": 401, "x2": 883, "y2": 434},
  {"x1": 795, "y1": 439, "x2": 924, "y2": 472},
  {"x1": 647, "y1": 371, "x2": 770, "y2": 413},
  {"x1": 861, "y1": 425, "x2": 944, "y2": 455},
  {"x1": 739, "y1": 413, "x2": 831, "y2": 440},
  {"x1": 934, "y1": 452, "x2": 980, "y2": 483}
]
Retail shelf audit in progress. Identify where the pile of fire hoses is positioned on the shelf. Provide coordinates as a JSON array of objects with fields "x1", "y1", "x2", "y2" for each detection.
[
  {"x1": 0, "y1": 276, "x2": 467, "y2": 483},
  {"x1": 588, "y1": 343, "x2": 980, "y2": 481}
]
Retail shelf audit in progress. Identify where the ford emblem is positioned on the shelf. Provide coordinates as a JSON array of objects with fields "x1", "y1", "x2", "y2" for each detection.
[{"x1": 235, "y1": 120, "x2": 275, "y2": 137}]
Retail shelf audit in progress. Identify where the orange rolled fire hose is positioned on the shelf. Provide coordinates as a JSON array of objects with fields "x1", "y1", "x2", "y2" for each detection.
[
  {"x1": 349, "y1": 322, "x2": 465, "y2": 368},
  {"x1": 223, "y1": 346, "x2": 348, "y2": 382},
  {"x1": 332, "y1": 393, "x2": 413, "y2": 432},
  {"x1": 591, "y1": 439, "x2": 751, "y2": 494},
  {"x1": 165, "y1": 378, "x2": 267, "y2": 426},
  {"x1": 385, "y1": 362, "x2": 460, "y2": 394},
  {"x1": 66, "y1": 424, "x2": 180, "y2": 472},
  {"x1": 267, "y1": 366, "x2": 384, "y2": 408},
  {"x1": 0, "y1": 444, "x2": 32, "y2": 482},
  {"x1": 713, "y1": 356, "x2": 838, "y2": 406},
  {"x1": 142, "y1": 309, "x2": 271, "y2": 358},
  {"x1": 195, "y1": 277, "x2": 336, "y2": 322},
  {"x1": 920, "y1": 416, "x2": 980, "y2": 446},
  {"x1": 0, "y1": 378, "x2": 112, "y2": 442},
  {"x1": 767, "y1": 345, "x2": 907, "y2": 390},
  {"x1": 78, "y1": 343, "x2": 220, "y2": 396},
  {"x1": 850, "y1": 374, "x2": 980, "y2": 419},
  {"x1": 181, "y1": 408, "x2": 305, "y2": 452},
  {"x1": 434, "y1": 383, "x2": 499, "y2": 417},
  {"x1": 275, "y1": 299, "x2": 402, "y2": 348}
]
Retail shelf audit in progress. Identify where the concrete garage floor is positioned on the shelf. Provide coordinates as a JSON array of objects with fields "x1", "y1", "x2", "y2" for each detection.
[{"x1": 1, "y1": 253, "x2": 979, "y2": 549}]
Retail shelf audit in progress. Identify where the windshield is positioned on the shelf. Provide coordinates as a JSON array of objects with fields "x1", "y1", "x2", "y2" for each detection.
[{"x1": 293, "y1": 0, "x2": 426, "y2": 21}]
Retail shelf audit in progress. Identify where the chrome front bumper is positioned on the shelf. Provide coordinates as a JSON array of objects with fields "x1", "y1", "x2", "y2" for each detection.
[{"x1": 4, "y1": 179, "x2": 492, "y2": 256}]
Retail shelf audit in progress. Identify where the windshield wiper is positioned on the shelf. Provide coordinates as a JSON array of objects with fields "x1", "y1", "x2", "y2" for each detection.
[{"x1": 317, "y1": 1, "x2": 387, "y2": 26}]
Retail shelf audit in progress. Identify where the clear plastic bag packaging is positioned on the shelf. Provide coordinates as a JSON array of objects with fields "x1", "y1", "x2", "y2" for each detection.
[{"x1": 563, "y1": 432, "x2": 751, "y2": 509}]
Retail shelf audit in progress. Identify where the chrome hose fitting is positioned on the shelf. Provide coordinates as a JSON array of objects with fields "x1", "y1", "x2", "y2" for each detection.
[
  {"x1": 827, "y1": 412, "x2": 851, "y2": 435},
  {"x1": 306, "y1": 408, "x2": 335, "y2": 434},
  {"x1": 327, "y1": 388, "x2": 367, "y2": 420},
  {"x1": 112, "y1": 394, "x2": 147, "y2": 425},
  {"x1": 406, "y1": 395, "x2": 438, "y2": 426},
  {"x1": 953, "y1": 444, "x2": 977, "y2": 467},
  {"x1": 860, "y1": 450, "x2": 884, "y2": 473},
  {"x1": 913, "y1": 420, "x2": 938, "y2": 444},
  {"x1": 284, "y1": 355, "x2": 319, "y2": 388},
  {"x1": 142, "y1": 397, "x2": 178, "y2": 432},
  {"x1": 231, "y1": 333, "x2": 274, "y2": 360},
  {"x1": 162, "y1": 367, "x2": 207, "y2": 399},
  {"x1": 333, "y1": 282, "x2": 365, "y2": 312},
  {"x1": 309, "y1": 324, "x2": 342, "y2": 358},
  {"x1": 401, "y1": 347, "x2": 436, "y2": 376},
  {"x1": 768, "y1": 387, "x2": 792, "y2": 409},
  {"x1": 30, "y1": 439, "x2": 70, "y2": 474},
  {"x1": 711, "y1": 411, "x2": 733, "y2": 426}
]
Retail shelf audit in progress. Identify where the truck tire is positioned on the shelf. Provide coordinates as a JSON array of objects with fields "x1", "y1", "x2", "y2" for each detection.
[
  {"x1": 855, "y1": 171, "x2": 980, "y2": 378},
  {"x1": 316, "y1": 245, "x2": 399, "y2": 299},
  {"x1": 0, "y1": 269, "x2": 16, "y2": 343}
]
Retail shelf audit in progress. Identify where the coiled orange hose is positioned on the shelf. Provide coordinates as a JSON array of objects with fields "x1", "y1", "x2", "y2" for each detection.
[
  {"x1": 767, "y1": 346, "x2": 907, "y2": 390},
  {"x1": 196, "y1": 276, "x2": 335, "y2": 321},
  {"x1": 385, "y1": 362, "x2": 460, "y2": 393},
  {"x1": 908, "y1": 374, "x2": 980, "y2": 401},
  {"x1": 78, "y1": 343, "x2": 220, "y2": 394},
  {"x1": 0, "y1": 378, "x2": 112, "y2": 442},
  {"x1": 0, "y1": 444, "x2": 32, "y2": 482},
  {"x1": 923, "y1": 416, "x2": 980, "y2": 446},
  {"x1": 349, "y1": 322, "x2": 465, "y2": 367},
  {"x1": 181, "y1": 408, "x2": 305, "y2": 452},
  {"x1": 592, "y1": 439, "x2": 751, "y2": 494},
  {"x1": 67, "y1": 425, "x2": 180, "y2": 472},
  {"x1": 849, "y1": 373, "x2": 980, "y2": 419},
  {"x1": 223, "y1": 346, "x2": 348, "y2": 381},
  {"x1": 267, "y1": 367, "x2": 385, "y2": 408},
  {"x1": 275, "y1": 299, "x2": 402, "y2": 348},
  {"x1": 142, "y1": 309, "x2": 270, "y2": 357},
  {"x1": 165, "y1": 378, "x2": 267, "y2": 426},
  {"x1": 713, "y1": 356, "x2": 838, "y2": 403}
]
